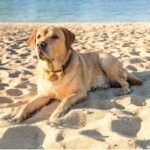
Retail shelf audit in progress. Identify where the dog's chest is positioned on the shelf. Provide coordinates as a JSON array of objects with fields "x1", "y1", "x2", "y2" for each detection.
[
  {"x1": 37, "y1": 75, "x2": 77, "y2": 100},
  {"x1": 37, "y1": 78, "x2": 55, "y2": 94}
]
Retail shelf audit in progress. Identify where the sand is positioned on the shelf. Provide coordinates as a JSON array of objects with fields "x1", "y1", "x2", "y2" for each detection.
[{"x1": 0, "y1": 23, "x2": 150, "y2": 149}]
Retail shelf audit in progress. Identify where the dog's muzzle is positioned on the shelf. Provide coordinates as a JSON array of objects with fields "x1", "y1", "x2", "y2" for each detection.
[
  {"x1": 37, "y1": 41, "x2": 47, "y2": 58},
  {"x1": 37, "y1": 41, "x2": 47, "y2": 51}
]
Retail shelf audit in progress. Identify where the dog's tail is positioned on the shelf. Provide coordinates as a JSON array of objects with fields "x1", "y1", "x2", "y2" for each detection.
[{"x1": 127, "y1": 72, "x2": 143, "y2": 85}]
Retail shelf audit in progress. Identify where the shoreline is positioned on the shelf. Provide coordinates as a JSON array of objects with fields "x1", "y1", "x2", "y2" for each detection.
[{"x1": 0, "y1": 22, "x2": 150, "y2": 24}]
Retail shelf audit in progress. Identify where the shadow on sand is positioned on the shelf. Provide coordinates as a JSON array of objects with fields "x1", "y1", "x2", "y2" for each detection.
[{"x1": 0, "y1": 126, "x2": 45, "y2": 149}]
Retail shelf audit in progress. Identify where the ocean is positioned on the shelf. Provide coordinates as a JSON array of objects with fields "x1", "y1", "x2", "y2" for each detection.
[{"x1": 0, "y1": 0, "x2": 150, "y2": 22}]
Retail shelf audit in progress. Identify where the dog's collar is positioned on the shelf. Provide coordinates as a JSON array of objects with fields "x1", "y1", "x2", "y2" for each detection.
[
  {"x1": 45, "y1": 50, "x2": 73, "y2": 82},
  {"x1": 51, "y1": 50, "x2": 73, "y2": 74}
]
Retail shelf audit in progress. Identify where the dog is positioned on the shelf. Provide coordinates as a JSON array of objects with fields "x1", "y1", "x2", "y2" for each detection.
[{"x1": 9, "y1": 26, "x2": 142, "y2": 124}]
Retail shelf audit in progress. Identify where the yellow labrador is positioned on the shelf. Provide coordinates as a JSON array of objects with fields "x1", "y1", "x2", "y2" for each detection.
[{"x1": 10, "y1": 26, "x2": 142, "y2": 124}]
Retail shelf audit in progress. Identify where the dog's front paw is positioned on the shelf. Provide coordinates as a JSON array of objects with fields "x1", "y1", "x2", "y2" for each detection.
[
  {"x1": 48, "y1": 112, "x2": 64, "y2": 126},
  {"x1": 47, "y1": 117, "x2": 63, "y2": 127},
  {"x1": 2, "y1": 106, "x2": 28, "y2": 123},
  {"x1": 120, "y1": 87, "x2": 131, "y2": 95},
  {"x1": 10, "y1": 109, "x2": 27, "y2": 123}
]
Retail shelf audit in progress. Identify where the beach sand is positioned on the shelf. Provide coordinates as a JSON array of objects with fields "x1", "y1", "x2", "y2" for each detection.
[{"x1": 0, "y1": 23, "x2": 150, "y2": 149}]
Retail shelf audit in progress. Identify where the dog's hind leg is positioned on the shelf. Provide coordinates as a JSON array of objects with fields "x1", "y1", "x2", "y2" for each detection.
[
  {"x1": 99, "y1": 53, "x2": 131, "y2": 95},
  {"x1": 126, "y1": 71, "x2": 142, "y2": 85}
]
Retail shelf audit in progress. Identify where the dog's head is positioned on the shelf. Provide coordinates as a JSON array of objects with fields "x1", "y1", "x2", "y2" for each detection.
[{"x1": 27, "y1": 26, "x2": 75, "y2": 61}]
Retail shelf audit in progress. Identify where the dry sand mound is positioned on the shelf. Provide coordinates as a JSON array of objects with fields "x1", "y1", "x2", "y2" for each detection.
[{"x1": 0, "y1": 23, "x2": 150, "y2": 149}]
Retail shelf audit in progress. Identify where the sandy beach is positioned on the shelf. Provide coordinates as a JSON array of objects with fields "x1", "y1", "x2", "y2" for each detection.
[{"x1": 0, "y1": 23, "x2": 150, "y2": 149}]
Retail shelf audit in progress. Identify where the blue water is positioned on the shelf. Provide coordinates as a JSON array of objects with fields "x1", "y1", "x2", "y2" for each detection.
[{"x1": 0, "y1": 0, "x2": 150, "y2": 22}]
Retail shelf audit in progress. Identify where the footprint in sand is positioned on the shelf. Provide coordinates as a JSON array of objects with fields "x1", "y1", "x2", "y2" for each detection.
[
  {"x1": 111, "y1": 116, "x2": 142, "y2": 137},
  {"x1": 9, "y1": 43, "x2": 18, "y2": 49},
  {"x1": 130, "y1": 96, "x2": 146, "y2": 106},
  {"x1": 114, "y1": 96, "x2": 146, "y2": 107},
  {"x1": 0, "y1": 83, "x2": 9, "y2": 91},
  {"x1": 130, "y1": 51, "x2": 140, "y2": 56},
  {"x1": 20, "y1": 52, "x2": 30, "y2": 58},
  {"x1": 15, "y1": 83, "x2": 28, "y2": 89},
  {"x1": 15, "y1": 60, "x2": 22, "y2": 63},
  {"x1": 23, "y1": 70, "x2": 33, "y2": 76},
  {"x1": 0, "y1": 126, "x2": 45, "y2": 149},
  {"x1": 145, "y1": 56, "x2": 150, "y2": 61},
  {"x1": 146, "y1": 50, "x2": 150, "y2": 53},
  {"x1": 26, "y1": 65, "x2": 35, "y2": 69},
  {"x1": 9, "y1": 71, "x2": 21, "y2": 78},
  {"x1": 0, "y1": 67, "x2": 10, "y2": 71},
  {"x1": 126, "y1": 65, "x2": 137, "y2": 71},
  {"x1": 6, "y1": 89, "x2": 23, "y2": 97},
  {"x1": 130, "y1": 58, "x2": 144, "y2": 64},
  {"x1": 135, "y1": 139, "x2": 150, "y2": 149},
  {"x1": 55, "y1": 110, "x2": 86, "y2": 128},
  {"x1": 0, "y1": 97, "x2": 12, "y2": 103},
  {"x1": 80, "y1": 129, "x2": 108, "y2": 141},
  {"x1": 21, "y1": 78, "x2": 29, "y2": 81},
  {"x1": 7, "y1": 49, "x2": 18, "y2": 55}
]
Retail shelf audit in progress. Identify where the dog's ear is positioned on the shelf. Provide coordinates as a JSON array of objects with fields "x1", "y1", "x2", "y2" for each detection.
[
  {"x1": 61, "y1": 28, "x2": 75, "y2": 50},
  {"x1": 27, "y1": 31, "x2": 37, "y2": 48}
]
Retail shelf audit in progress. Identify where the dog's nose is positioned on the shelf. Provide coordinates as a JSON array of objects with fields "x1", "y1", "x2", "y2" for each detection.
[{"x1": 37, "y1": 41, "x2": 47, "y2": 49}]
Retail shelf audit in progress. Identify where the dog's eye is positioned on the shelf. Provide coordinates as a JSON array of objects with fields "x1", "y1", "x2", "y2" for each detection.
[
  {"x1": 37, "y1": 35, "x2": 41, "y2": 39},
  {"x1": 51, "y1": 35, "x2": 59, "y2": 39}
]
